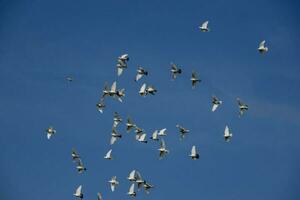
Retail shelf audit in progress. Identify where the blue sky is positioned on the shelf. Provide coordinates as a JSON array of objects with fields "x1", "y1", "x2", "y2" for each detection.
[{"x1": 0, "y1": 0, "x2": 300, "y2": 199}]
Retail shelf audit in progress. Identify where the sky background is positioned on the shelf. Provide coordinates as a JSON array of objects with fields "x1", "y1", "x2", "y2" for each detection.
[{"x1": 1, "y1": 0, "x2": 300, "y2": 199}]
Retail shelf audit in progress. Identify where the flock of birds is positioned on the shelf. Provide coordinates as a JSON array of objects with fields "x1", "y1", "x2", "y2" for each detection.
[{"x1": 45, "y1": 20, "x2": 268, "y2": 200}]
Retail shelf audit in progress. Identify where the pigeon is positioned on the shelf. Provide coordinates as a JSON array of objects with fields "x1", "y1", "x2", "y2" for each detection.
[
  {"x1": 127, "y1": 170, "x2": 137, "y2": 182},
  {"x1": 96, "y1": 99, "x2": 105, "y2": 113},
  {"x1": 108, "y1": 176, "x2": 119, "y2": 192},
  {"x1": 135, "y1": 171, "x2": 144, "y2": 190},
  {"x1": 45, "y1": 126, "x2": 56, "y2": 139},
  {"x1": 158, "y1": 128, "x2": 167, "y2": 136},
  {"x1": 237, "y1": 98, "x2": 248, "y2": 117},
  {"x1": 126, "y1": 117, "x2": 136, "y2": 132},
  {"x1": 73, "y1": 185, "x2": 83, "y2": 199},
  {"x1": 135, "y1": 66, "x2": 148, "y2": 81},
  {"x1": 258, "y1": 40, "x2": 268, "y2": 53},
  {"x1": 117, "y1": 54, "x2": 129, "y2": 76},
  {"x1": 113, "y1": 112, "x2": 122, "y2": 127},
  {"x1": 146, "y1": 85, "x2": 157, "y2": 95},
  {"x1": 104, "y1": 149, "x2": 112, "y2": 160},
  {"x1": 137, "y1": 133, "x2": 147, "y2": 143},
  {"x1": 76, "y1": 159, "x2": 87, "y2": 173},
  {"x1": 71, "y1": 148, "x2": 80, "y2": 161},
  {"x1": 176, "y1": 125, "x2": 190, "y2": 140},
  {"x1": 116, "y1": 88, "x2": 125, "y2": 102},
  {"x1": 211, "y1": 96, "x2": 222, "y2": 112},
  {"x1": 158, "y1": 139, "x2": 169, "y2": 159},
  {"x1": 134, "y1": 126, "x2": 145, "y2": 140},
  {"x1": 199, "y1": 20, "x2": 210, "y2": 32},
  {"x1": 139, "y1": 83, "x2": 147, "y2": 96},
  {"x1": 127, "y1": 183, "x2": 136, "y2": 197},
  {"x1": 110, "y1": 128, "x2": 122, "y2": 145},
  {"x1": 170, "y1": 63, "x2": 182, "y2": 79},
  {"x1": 224, "y1": 125, "x2": 233, "y2": 142},
  {"x1": 150, "y1": 130, "x2": 159, "y2": 141},
  {"x1": 97, "y1": 193, "x2": 103, "y2": 200},
  {"x1": 143, "y1": 181, "x2": 154, "y2": 194},
  {"x1": 191, "y1": 71, "x2": 201, "y2": 88},
  {"x1": 189, "y1": 145, "x2": 199, "y2": 160}
]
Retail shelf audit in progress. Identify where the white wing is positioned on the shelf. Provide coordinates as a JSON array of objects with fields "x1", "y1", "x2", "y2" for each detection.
[
  {"x1": 111, "y1": 183, "x2": 115, "y2": 192},
  {"x1": 136, "y1": 73, "x2": 143, "y2": 81},
  {"x1": 212, "y1": 104, "x2": 219, "y2": 112},
  {"x1": 111, "y1": 81, "x2": 117, "y2": 92},
  {"x1": 129, "y1": 183, "x2": 135, "y2": 193},
  {"x1": 259, "y1": 40, "x2": 266, "y2": 48},
  {"x1": 224, "y1": 125, "x2": 230, "y2": 136},
  {"x1": 105, "y1": 149, "x2": 112, "y2": 158},
  {"x1": 160, "y1": 138, "x2": 166, "y2": 149},
  {"x1": 97, "y1": 192, "x2": 102, "y2": 200},
  {"x1": 191, "y1": 145, "x2": 196, "y2": 155},
  {"x1": 117, "y1": 67, "x2": 123, "y2": 76},
  {"x1": 152, "y1": 130, "x2": 158, "y2": 139},
  {"x1": 110, "y1": 136, "x2": 117, "y2": 145},
  {"x1": 139, "y1": 83, "x2": 147, "y2": 94},
  {"x1": 47, "y1": 133, "x2": 51, "y2": 139},
  {"x1": 75, "y1": 185, "x2": 82, "y2": 195},
  {"x1": 202, "y1": 21, "x2": 209, "y2": 28},
  {"x1": 129, "y1": 170, "x2": 136, "y2": 179},
  {"x1": 158, "y1": 128, "x2": 167, "y2": 136}
]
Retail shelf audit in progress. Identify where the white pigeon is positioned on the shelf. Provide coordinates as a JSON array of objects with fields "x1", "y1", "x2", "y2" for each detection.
[
  {"x1": 134, "y1": 126, "x2": 145, "y2": 140},
  {"x1": 158, "y1": 128, "x2": 167, "y2": 136},
  {"x1": 224, "y1": 125, "x2": 233, "y2": 142},
  {"x1": 126, "y1": 117, "x2": 136, "y2": 132},
  {"x1": 113, "y1": 112, "x2": 122, "y2": 127},
  {"x1": 158, "y1": 139, "x2": 169, "y2": 159},
  {"x1": 176, "y1": 125, "x2": 189, "y2": 140},
  {"x1": 108, "y1": 176, "x2": 119, "y2": 192},
  {"x1": 73, "y1": 185, "x2": 83, "y2": 199},
  {"x1": 170, "y1": 63, "x2": 182, "y2": 79},
  {"x1": 189, "y1": 145, "x2": 199, "y2": 160},
  {"x1": 191, "y1": 71, "x2": 201, "y2": 88},
  {"x1": 96, "y1": 99, "x2": 105, "y2": 113},
  {"x1": 211, "y1": 96, "x2": 222, "y2": 112},
  {"x1": 199, "y1": 20, "x2": 210, "y2": 32},
  {"x1": 71, "y1": 148, "x2": 80, "y2": 161},
  {"x1": 76, "y1": 159, "x2": 87, "y2": 173},
  {"x1": 97, "y1": 193, "x2": 102, "y2": 200},
  {"x1": 127, "y1": 170, "x2": 137, "y2": 182},
  {"x1": 137, "y1": 133, "x2": 147, "y2": 143},
  {"x1": 237, "y1": 98, "x2": 248, "y2": 117},
  {"x1": 104, "y1": 149, "x2": 112, "y2": 160},
  {"x1": 116, "y1": 88, "x2": 125, "y2": 102},
  {"x1": 258, "y1": 40, "x2": 268, "y2": 53},
  {"x1": 110, "y1": 128, "x2": 122, "y2": 145},
  {"x1": 135, "y1": 66, "x2": 148, "y2": 81},
  {"x1": 135, "y1": 171, "x2": 144, "y2": 190},
  {"x1": 66, "y1": 76, "x2": 73, "y2": 82},
  {"x1": 46, "y1": 126, "x2": 56, "y2": 139},
  {"x1": 150, "y1": 130, "x2": 159, "y2": 141},
  {"x1": 127, "y1": 183, "x2": 136, "y2": 197},
  {"x1": 139, "y1": 83, "x2": 147, "y2": 96}
]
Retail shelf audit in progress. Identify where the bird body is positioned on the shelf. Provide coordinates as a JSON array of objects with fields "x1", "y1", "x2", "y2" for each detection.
[
  {"x1": 73, "y1": 185, "x2": 83, "y2": 199},
  {"x1": 212, "y1": 96, "x2": 222, "y2": 112},
  {"x1": 258, "y1": 40, "x2": 268, "y2": 53},
  {"x1": 46, "y1": 126, "x2": 56, "y2": 139},
  {"x1": 189, "y1": 145, "x2": 199, "y2": 160},
  {"x1": 104, "y1": 149, "x2": 112, "y2": 160},
  {"x1": 224, "y1": 125, "x2": 233, "y2": 142},
  {"x1": 199, "y1": 20, "x2": 210, "y2": 32}
]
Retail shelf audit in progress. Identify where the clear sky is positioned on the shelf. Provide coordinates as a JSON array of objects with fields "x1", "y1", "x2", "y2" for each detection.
[{"x1": 1, "y1": 0, "x2": 300, "y2": 200}]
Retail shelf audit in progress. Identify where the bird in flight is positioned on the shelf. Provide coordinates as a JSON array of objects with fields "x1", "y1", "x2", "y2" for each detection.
[
  {"x1": 73, "y1": 185, "x2": 83, "y2": 199},
  {"x1": 158, "y1": 139, "x2": 169, "y2": 159},
  {"x1": 108, "y1": 176, "x2": 119, "y2": 192},
  {"x1": 211, "y1": 96, "x2": 222, "y2": 112},
  {"x1": 104, "y1": 149, "x2": 113, "y2": 160},
  {"x1": 176, "y1": 124, "x2": 190, "y2": 140},
  {"x1": 135, "y1": 66, "x2": 148, "y2": 81},
  {"x1": 199, "y1": 20, "x2": 210, "y2": 32},
  {"x1": 258, "y1": 40, "x2": 268, "y2": 53},
  {"x1": 117, "y1": 54, "x2": 129, "y2": 76},
  {"x1": 189, "y1": 145, "x2": 199, "y2": 160},
  {"x1": 45, "y1": 126, "x2": 56, "y2": 139},
  {"x1": 224, "y1": 125, "x2": 233, "y2": 142},
  {"x1": 237, "y1": 98, "x2": 248, "y2": 117},
  {"x1": 170, "y1": 63, "x2": 182, "y2": 79},
  {"x1": 191, "y1": 71, "x2": 201, "y2": 88}
]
